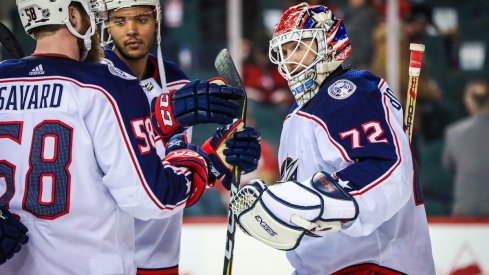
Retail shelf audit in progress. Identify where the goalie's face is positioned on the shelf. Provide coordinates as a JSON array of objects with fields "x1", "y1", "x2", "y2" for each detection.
[
  {"x1": 270, "y1": 38, "x2": 318, "y2": 81},
  {"x1": 107, "y1": 6, "x2": 157, "y2": 61}
]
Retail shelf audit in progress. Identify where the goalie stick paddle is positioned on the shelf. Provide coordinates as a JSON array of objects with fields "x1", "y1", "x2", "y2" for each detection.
[
  {"x1": 214, "y1": 49, "x2": 247, "y2": 275},
  {"x1": 403, "y1": 43, "x2": 425, "y2": 143},
  {"x1": 0, "y1": 22, "x2": 25, "y2": 59}
]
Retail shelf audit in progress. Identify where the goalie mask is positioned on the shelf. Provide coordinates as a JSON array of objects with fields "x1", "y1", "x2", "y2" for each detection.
[
  {"x1": 17, "y1": 0, "x2": 107, "y2": 59},
  {"x1": 269, "y1": 3, "x2": 351, "y2": 106}
]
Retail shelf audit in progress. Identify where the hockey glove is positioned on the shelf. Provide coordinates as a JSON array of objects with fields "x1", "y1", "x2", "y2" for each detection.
[
  {"x1": 151, "y1": 79, "x2": 245, "y2": 140},
  {"x1": 230, "y1": 172, "x2": 358, "y2": 250},
  {"x1": 164, "y1": 134, "x2": 212, "y2": 207},
  {"x1": 201, "y1": 119, "x2": 261, "y2": 190},
  {"x1": 0, "y1": 207, "x2": 29, "y2": 265}
]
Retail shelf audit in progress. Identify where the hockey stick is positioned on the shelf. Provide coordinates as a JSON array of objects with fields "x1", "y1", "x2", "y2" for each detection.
[
  {"x1": 214, "y1": 49, "x2": 247, "y2": 275},
  {"x1": 403, "y1": 43, "x2": 425, "y2": 142},
  {"x1": 0, "y1": 22, "x2": 25, "y2": 59}
]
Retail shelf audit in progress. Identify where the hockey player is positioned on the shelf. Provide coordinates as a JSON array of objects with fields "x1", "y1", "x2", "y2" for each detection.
[
  {"x1": 101, "y1": 0, "x2": 190, "y2": 138},
  {"x1": 231, "y1": 3, "x2": 435, "y2": 274},
  {"x1": 102, "y1": 2, "x2": 186, "y2": 274},
  {"x1": 0, "y1": 0, "x2": 252, "y2": 273},
  {"x1": 101, "y1": 1, "x2": 260, "y2": 274}
]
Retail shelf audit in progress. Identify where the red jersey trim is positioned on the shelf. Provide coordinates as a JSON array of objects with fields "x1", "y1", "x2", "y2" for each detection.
[
  {"x1": 31, "y1": 53, "x2": 72, "y2": 59},
  {"x1": 147, "y1": 57, "x2": 160, "y2": 80},
  {"x1": 295, "y1": 111, "x2": 353, "y2": 163},
  {"x1": 137, "y1": 265, "x2": 179, "y2": 275},
  {"x1": 167, "y1": 80, "x2": 189, "y2": 88},
  {"x1": 332, "y1": 263, "x2": 405, "y2": 275},
  {"x1": 378, "y1": 79, "x2": 386, "y2": 90}
]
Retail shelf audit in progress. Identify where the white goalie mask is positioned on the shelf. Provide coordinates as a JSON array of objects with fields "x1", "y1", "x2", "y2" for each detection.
[
  {"x1": 17, "y1": 0, "x2": 107, "y2": 58},
  {"x1": 269, "y1": 3, "x2": 351, "y2": 106},
  {"x1": 101, "y1": 0, "x2": 162, "y2": 47}
]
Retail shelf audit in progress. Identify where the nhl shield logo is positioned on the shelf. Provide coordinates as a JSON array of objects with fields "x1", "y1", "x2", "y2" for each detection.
[{"x1": 328, "y1": 79, "x2": 356, "y2": 100}]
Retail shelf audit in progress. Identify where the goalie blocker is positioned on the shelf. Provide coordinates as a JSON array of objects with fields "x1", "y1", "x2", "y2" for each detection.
[{"x1": 231, "y1": 172, "x2": 358, "y2": 250}]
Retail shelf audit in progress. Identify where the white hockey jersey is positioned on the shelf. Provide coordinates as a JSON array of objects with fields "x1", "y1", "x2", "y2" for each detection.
[
  {"x1": 104, "y1": 49, "x2": 190, "y2": 273},
  {"x1": 278, "y1": 68, "x2": 435, "y2": 274},
  {"x1": 0, "y1": 55, "x2": 193, "y2": 275}
]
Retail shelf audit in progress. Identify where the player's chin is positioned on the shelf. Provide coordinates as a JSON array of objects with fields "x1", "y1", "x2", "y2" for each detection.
[
  {"x1": 123, "y1": 49, "x2": 149, "y2": 60},
  {"x1": 287, "y1": 66, "x2": 304, "y2": 76}
]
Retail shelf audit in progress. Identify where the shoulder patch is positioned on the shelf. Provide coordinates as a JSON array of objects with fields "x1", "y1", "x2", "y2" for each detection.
[
  {"x1": 102, "y1": 58, "x2": 137, "y2": 80},
  {"x1": 327, "y1": 79, "x2": 356, "y2": 100}
]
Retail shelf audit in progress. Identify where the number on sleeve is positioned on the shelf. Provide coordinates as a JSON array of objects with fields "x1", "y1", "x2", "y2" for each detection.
[
  {"x1": 339, "y1": 121, "x2": 388, "y2": 149},
  {"x1": 339, "y1": 129, "x2": 363, "y2": 149},
  {"x1": 362, "y1": 121, "x2": 389, "y2": 144}
]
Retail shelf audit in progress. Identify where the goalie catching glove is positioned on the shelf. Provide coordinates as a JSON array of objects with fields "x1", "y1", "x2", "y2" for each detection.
[
  {"x1": 230, "y1": 172, "x2": 358, "y2": 250},
  {"x1": 151, "y1": 79, "x2": 245, "y2": 140},
  {"x1": 0, "y1": 207, "x2": 29, "y2": 265},
  {"x1": 201, "y1": 119, "x2": 261, "y2": 190}
]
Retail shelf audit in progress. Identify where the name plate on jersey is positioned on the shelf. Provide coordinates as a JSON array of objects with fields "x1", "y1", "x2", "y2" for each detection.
[{"x1": 0, "y1": 80, "x2": 66, "y2": 113}]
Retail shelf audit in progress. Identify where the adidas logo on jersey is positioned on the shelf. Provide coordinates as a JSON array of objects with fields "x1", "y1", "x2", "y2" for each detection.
[{"x1": 29, "y1": 64, "x2": 45, "y2": 76}]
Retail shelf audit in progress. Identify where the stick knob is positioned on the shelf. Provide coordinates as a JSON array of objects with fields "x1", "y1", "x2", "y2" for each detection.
[{"x1": 409, "y1": 43, "x2": 425, "y2": 76}]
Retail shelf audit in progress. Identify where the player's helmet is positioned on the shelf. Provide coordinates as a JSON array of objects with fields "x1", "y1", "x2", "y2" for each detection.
[
  {"x1": 269, "y1": 3, "x2": 351, "y2": 106},
  {"x1": 17, "y1": 0, "x2": 107, "y2": 52},
  {"x1": 101, "y1": 0, "x2": 161, "y2": 46}
]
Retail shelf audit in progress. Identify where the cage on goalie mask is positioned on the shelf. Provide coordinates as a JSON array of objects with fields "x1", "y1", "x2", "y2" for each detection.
[
  {"x1": 17, "y1": 0, "x2": 107, "y2": 53},
  {"x1": 101, "y1": 0, "x2": 161, "y2": 47},
  {"x1": 269, "y1": 3, "x2": 351, "y2": 106}
]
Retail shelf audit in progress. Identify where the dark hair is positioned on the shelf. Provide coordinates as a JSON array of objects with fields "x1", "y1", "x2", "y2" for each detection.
[
  {"x1": 406, "y1": 4, "x2": 432, "y2": 24},
  {"x1": 472, "y1": 91, "x2": 489, "y2": 109},
  {"x1": 466, "y1": 80, "x2": 489, "y2": 108}
]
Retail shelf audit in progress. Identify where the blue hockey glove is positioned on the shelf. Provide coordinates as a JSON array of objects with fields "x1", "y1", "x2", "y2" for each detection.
[
  {"x1": 151, "y1": 79, "x2": 245, "y2": 140},
  {"x1": 202, "y1": 120, "x2": 261, "y2": 190},
  {"x1": 0, "y1": 207, "x2": 29, "y2": 265}
]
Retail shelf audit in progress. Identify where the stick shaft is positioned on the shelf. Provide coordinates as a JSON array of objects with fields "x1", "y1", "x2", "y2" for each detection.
[
  {"x1": 0, "y1": 22, "x2": 25, "y2": 59},
  {"x1": 214, "y1": 49, "x2": 247, "y2": 275},
  {"x1": 404, "y1": 76, "x2": 419, "y2": 142},
  {"x1": 404, "y1": 43, "x2": 425, "y2": 143}
]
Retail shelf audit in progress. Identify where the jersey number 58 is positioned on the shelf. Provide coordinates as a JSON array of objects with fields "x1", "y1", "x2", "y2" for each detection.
[{"x1": 1, "y1": 121, "x2": 72, "y2": 219}]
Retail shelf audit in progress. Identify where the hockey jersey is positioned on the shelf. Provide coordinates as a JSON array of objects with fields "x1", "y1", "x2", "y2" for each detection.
[
  {"x1": 278, "y1": 69, "x2": 435, "y2": 274},
  {"x1": 0, "y1": 55, "x2": 192, "y2": 274},
  {"x1": 104, "y1": 49, "x2": 190, "y2": 273}
]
